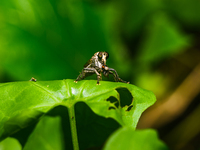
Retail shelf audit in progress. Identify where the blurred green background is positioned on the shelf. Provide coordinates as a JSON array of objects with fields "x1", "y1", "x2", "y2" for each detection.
[{"x1": 0, "y1": 0, "x2": 200, "y2": 149}]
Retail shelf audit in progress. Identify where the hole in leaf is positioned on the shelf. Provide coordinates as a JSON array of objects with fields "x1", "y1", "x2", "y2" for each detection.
[
  {"x1": 108, "y1": 106, "x2": 116, "y2": 110},
  {"x1": 126, "y1": 105, "x2": 133, "y2": 111},
  {"x1": 107, "y1": 96, "x2": 119, "y2": 108},
  {"x1": 116, "y1": 88, "x2": 133, "y2": 108}
]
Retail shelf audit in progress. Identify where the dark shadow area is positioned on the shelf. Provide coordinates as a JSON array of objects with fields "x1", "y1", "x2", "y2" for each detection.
[
  {"x1": 10, "y1": 121, "x2": 39, "y2": 147},
  {"x1": 8, "y1": 103, "x2": 121, "y2": 150},
  {"x1": 75, "y1": 102, "x2": 120, "y2": 150},
  {"x1": 7, "y1": 110, "x2": 44, "y2": 147},
  {"x1": 10, "y1": 106, "x2": 72, "y2": 149},
  {"x1": 116, "y1": 88, "x2": 133, "y2": 108},
  {"x1": 158, "y1": 93, "x2": 200, "y2": 150},
  {"x1": 46, "y1": 106, "x2": 73, "y2": 150}
]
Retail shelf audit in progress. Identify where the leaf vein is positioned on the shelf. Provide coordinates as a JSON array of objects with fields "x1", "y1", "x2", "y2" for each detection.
[{"x1": 31, "y1": 82, "x2": 60, "y2": 103}]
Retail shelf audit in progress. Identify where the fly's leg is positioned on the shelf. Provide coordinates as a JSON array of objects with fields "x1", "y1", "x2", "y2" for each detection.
[
  {"x1": 75, "y1": 65, "x2": 93, "y2": 82},
  {"x1": 108, "y1": 68, "x2": 129, "y2": 83},
  {"x1": 74, "y1": 71, "x2": 86, "y2": 83},
  {"x1": 75, "y1": 68, "x2": 101, "y2": 84},
  {"x1": 108, "y1": 71, "x2": 117, "y2": 81},
  {"x1": 97, "y1": 73, "x2": 102, "y2": 85}
]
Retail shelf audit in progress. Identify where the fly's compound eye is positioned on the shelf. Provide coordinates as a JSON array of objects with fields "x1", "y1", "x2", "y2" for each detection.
[
  {"x1": 98, "y1": 52, "x2": 102, "y2": 59},
  {"x1": 105, "y1": 52, "x2": 109, "y2": 59}
]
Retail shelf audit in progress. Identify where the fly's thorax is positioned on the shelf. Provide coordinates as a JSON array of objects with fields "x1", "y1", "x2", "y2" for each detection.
[
  {"x1": 95, "y1": 60, "x2": 103, "y2": 69},
  {"x1": 90, "y1": 51, "x2": 109, "y2": 68},
  {"x1": 90, "y1": 54, "x2": 100, "y2": 67}
]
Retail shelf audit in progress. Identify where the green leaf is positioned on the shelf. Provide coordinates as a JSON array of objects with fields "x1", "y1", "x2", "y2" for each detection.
[
  {"x1": 138, "y1": 13, "x2": 190, "y2": 64},
  {"x1": 0, "y1": 137, "x2": 22, "y2": 150},
  {"x1": 0, "y1": 79, "x2": 156, "y2": 140},
  {"x1": 23, "y1": 116, "x2": 64, "y2": 150},
  {"x1": 104, "y1": 127, "x2": 168, "y2": 150}
]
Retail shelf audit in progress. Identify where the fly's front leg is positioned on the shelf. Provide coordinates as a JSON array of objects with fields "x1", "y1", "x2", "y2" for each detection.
[
  {"x1": 108, "y1": 68, "x2": 129, "y2": 83},
  {"x1": 108, "y1": 71, "x2": 117, "y2": 81}
]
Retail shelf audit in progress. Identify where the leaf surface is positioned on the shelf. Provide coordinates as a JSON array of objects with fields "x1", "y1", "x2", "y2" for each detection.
[
  {"x1": 0, "y1": 79, "x2": 156, "y2": 140},
  {"x1": 23, "y1": 116, "x2": 64, "y2": 150},
  {"x1": 0, "y1": 137, "x2": 22, "y2": 150},
  {"x1": 104, "y1": 127, "x2": 168, "y2": 150}
]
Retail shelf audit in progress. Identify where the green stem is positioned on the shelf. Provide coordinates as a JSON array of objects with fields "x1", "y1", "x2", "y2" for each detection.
[{"x1": 69, "y1": 105, "x2": 79, "y2": 150}]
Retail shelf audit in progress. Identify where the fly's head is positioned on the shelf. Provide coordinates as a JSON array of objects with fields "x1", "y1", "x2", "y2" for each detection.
[{"x1": 97, "y1": 52, "x2": 109, "y2": 66}]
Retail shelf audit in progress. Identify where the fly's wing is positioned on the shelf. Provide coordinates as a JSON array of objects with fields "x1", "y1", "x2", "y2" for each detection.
[{"x1": 84, "y1": 59, "x2": 92, "y2": 68}]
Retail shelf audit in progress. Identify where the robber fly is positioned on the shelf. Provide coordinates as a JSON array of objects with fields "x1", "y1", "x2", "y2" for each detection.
[
  {"x1": 75, "y1": 52, "x2": 129, "y2": 85},
  {"x1": 29, "y1": 77, "x2": 37, "y2": 82}
]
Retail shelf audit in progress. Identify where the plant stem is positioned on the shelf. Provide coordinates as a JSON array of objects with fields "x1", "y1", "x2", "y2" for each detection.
[{"x1": 69, "y1": 105, "x2": 79, "y2": 150}]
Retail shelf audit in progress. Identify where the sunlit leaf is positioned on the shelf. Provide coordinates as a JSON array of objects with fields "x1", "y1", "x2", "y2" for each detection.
[
  {"x1": 0, "y1": 79, "x2": 156, "y2": 140},
  {"x1": 23, "y1": 116, "x2": 64, "y2": 150},
  {"x1": 0, "y1": 137, "x2": 22, "y2": 150},
  {"x1": 104, "y1": 127, "x2": 168, "y2": 150},
  {"x1": 138, "y1": 13, "x2": 190, "y2": 64}
]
